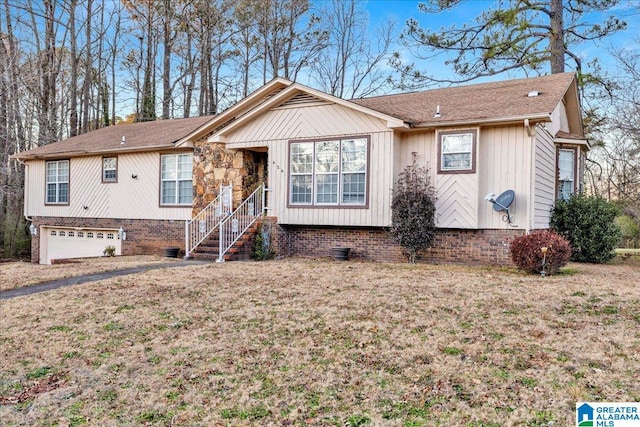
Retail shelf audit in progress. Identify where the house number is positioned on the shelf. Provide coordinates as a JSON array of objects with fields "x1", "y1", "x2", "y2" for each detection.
[{"x1": 232, "y1": 219, "x2": 239, "y2": 233}]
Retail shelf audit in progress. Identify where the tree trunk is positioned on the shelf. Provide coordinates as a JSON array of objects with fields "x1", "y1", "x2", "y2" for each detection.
[
  {"x1": 549, "y1": 0, "x2": 565, "y2": 73},
  {"x1": 69, "y1": 0, "x2": 79, "y2": 137},
  {"x1": 162, "y1": 0, "x2": 172, "y2": 119},
  {"x1": 81, "y1": 0, "x2": 93, "y2": 133}
]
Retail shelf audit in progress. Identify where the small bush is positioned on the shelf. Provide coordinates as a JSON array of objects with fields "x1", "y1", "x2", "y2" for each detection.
[
  {"x1": 510, "y1": 230, "x2": 571, "y2": 275},
  {"x1": 551, "y1": 194, "x2": 621, "y2": 263},
  {"x1": 251, "y1": 222, "x2": 275, "y2": 261},
  {"x1": 390, "y1": 153, "x2": 436, "y2": 263}
]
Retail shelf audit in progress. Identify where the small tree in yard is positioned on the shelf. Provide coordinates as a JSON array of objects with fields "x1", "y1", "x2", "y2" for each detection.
[
  {"x1": 390, "y1": 154, "x2": 436, "y2": 263},
  {"x1": 551, "y1": 194, "x2": 621, "y2": 263}
]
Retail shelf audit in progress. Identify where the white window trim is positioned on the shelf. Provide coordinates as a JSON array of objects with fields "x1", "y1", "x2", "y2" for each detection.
[
  {"x1": 438, "y1": 130, "x2": 477, "y2": 174},
  {"x1": 160, "y1": 153, "x2": 193, "y2": 206},
  {"x1": 557, "y1": 148, "x2": 576, "y2": 200},
  {"x1": 102, "y1": 156, "x2": 117, "y2": 182},
  {"x1": 45, "y1": 159, "x2": 69, "y2": 205}
]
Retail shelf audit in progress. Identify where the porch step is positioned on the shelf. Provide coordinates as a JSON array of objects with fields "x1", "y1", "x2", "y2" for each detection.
[{"x1": 189, "y1": 221, "x2": 261, "y2": 262}]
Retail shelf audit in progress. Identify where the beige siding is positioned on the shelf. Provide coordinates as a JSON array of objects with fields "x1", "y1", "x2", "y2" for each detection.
[
  {"x1": 25, "y1": 153, "x2": 191, "y2": 220},
  {"x1": 224, "y1": 103, "x2": 391, "y2": 144},
  {"x1": 436, "y1": 174, "x2": 479, "y2": 228},
  {"x1": 477, "y1": 126, "x2": 531, "y2": 230},
  {"x1": 379, "y1": 127, "x2": 531, "y2": 230},
  {"x1": 220, "y1": 103, "x2": 395, "y2": 227},
  {"x1": 533, "y1": 128, "x2": 556, "y2": 228},
  {"x1": 546, "y1": 103, "x2": 570, "y2": 137}
]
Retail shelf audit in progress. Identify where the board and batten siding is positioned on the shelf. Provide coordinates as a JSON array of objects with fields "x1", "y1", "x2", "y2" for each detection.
[
  {"x1": 476, "y1": 125, "x2": 531, "y2": 230},
  {"x1": 222, "y1": 102, "x2": 394, "y2": 226},
  {"x1": 25, "y1": 152, "x2": 192, "y2": 221},
  {"x1": 397, "y1": 126, "x2": 533, "y2": 230},
  {"x1": 533, "y1": 127, "x2": 556, "y2": 229}
]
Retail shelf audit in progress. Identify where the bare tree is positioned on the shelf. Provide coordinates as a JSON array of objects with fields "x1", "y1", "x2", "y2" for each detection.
[
  {"x1": 255, "y1": 0, "x2": 327, "y2": 82},
  {"x1": 311, "y1": 0, "x2": 396, "y2": 99}
]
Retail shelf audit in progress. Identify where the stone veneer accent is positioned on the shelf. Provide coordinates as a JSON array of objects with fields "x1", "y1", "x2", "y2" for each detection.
[
  {"x1": 29, "y1": 217, "x2": 184, "y2": 263},
  {"x1": 192, "y1": 139, "x2": 266, "y2": 214},
  {"x1": 264, "y1": 218, "x2": 523, "y2": 265}
]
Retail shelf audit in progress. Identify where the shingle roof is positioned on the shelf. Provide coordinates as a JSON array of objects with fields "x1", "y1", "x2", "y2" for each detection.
[
  {"x1": 13, "y1": 115, "x2": 215, "y2": 160},
  {"x1": 350, "y1": 73, "x2": 576, "y2": 127}
]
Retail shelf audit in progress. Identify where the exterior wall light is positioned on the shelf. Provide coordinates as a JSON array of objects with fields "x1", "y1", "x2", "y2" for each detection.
[
  {"x1": 118, "y1": 227, "x2": 127, "y2": 240},
  {"x1": 29, "y1": 223, "x2": 38, "y2": 236}
]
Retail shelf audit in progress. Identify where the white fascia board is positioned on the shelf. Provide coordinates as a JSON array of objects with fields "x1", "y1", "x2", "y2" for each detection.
[{"x1": 554, "y1": 137, "x2": 590, "y2": 150}]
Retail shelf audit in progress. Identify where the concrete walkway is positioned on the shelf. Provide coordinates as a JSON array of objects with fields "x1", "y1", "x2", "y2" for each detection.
[{"x1": 0, "y1": 261, "x2": 206, "y2": 300}]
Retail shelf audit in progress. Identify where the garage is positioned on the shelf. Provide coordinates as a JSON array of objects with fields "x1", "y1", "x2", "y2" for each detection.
[{"x1": 40, "y1": 227, "x2": 122, "y2": 264}]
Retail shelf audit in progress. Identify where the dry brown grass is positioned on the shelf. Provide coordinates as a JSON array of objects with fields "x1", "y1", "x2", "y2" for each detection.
[
  {"x1": 1, "y1": 258, "x2": 639, "y2": 426},
  {"x1": 0, "y1": 256, "x2": 181, "y2": 292}
]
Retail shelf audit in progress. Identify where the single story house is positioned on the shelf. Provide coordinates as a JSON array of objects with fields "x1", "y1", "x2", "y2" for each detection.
[{"x1": 13, "y1": 72, "x2": 588, "y2": 264}]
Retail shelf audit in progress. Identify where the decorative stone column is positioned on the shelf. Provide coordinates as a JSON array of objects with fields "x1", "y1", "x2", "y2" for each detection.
[{"x1": 192, "y1": 138, "x2": 261, "y2": 214}]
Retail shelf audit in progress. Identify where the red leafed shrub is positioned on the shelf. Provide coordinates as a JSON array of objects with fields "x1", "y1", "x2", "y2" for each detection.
[{"x1": 510, "y1": 230, "x2": 571, "y2": 275}]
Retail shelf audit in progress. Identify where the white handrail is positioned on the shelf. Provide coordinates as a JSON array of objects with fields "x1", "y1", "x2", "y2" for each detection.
[
  {"x1": 217, "y1": 183, "x2": 266, "y2": 262},
  {"x1": 184, "y1": 184, "x2": 232, "y2": 258}
]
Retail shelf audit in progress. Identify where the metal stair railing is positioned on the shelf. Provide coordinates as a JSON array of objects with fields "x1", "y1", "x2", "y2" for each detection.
[
  {"x1": 185, "y1": 184, "x2": 232, "y2": 258},
  {"x1": 217, "y1": 183, "x2": 266, "y2": 262}
]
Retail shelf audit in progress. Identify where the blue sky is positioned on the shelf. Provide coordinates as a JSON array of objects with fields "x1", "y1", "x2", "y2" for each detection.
[{"x1": 362, "y1": 0, "x2": 640, "y2": 84}]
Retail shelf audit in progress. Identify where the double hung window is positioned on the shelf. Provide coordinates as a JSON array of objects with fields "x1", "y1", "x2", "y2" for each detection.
[
  {"x1": 46, "y1": 160, "x2": 69, "y2": 204},
  {"x1": 102, "y1": 157, "x2": 117, "y2": 182},
  {"x1": 438, "y1": 130, "x2": 477, "y2": 173},
  {"x1": 290, "y1": 137, "x2": 367, "y2": 206},
  {"x1": 161, "y1": 154, "x2": 193, "y2": 205},
  {"x1": 557, "y1": 149, "x2": 576, "y2": 200}
]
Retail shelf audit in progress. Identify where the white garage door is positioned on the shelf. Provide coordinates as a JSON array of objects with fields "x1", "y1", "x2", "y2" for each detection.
[{"x1": 40, "y1": 227, "x2": 122, "y2": 265}]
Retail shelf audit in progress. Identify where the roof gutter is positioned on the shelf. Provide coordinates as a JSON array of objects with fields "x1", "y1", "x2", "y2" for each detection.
[
  {"x1": 411, "y1": 113, "x2": 552, "y2": 129},
  {"x1": 12, "y1": 144, "x2": 191, "y2": 161}
]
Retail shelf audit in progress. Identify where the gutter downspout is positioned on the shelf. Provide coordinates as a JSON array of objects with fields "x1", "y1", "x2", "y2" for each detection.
[
  {"x1": 14, "y1": 158, "x2": 32, "y2": 223},
  {"x1": 526, "y1": 119, "x2": 536, "y2": 233}
]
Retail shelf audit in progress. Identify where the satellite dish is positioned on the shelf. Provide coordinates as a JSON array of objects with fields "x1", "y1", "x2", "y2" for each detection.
[{"x1": 492, "y1": 189, "x2": 515, "y2": 212}]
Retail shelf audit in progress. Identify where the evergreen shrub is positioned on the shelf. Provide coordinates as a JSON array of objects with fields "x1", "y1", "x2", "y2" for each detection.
[
  {"x1": 551, "y1": 194, "x2": 620, "y2": 263},
  {"x1": 390, "y1": 153, "x2": 436, "y2": 263}
]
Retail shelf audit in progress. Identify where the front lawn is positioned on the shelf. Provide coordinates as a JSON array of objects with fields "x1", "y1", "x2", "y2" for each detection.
[{"x1": 1, "y1": 259, "x2": 639, "y2": 426}]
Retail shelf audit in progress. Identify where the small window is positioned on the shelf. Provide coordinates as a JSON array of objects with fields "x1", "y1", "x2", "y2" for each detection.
[
  {"x1": 77, "y1": 231, "x2": 84, "y2": 238},
  {"x1": 102, "y1": 157, "x2": 117, "y2": 182},
  {"x1": 558, "y1": 148, "x2": 576, "y2": 200},
  {"x1": 97, "y1": 232, "x2": 104, "y2": 239},
  {"x1": 46, "y1": 160, "x2": 69, "y2": 204},
  {"x1": 438, "y1": 130, "x2": 477, "y2": 173},
  {"x1": 59, "y1": 231, "x2": 66, "y2": 237},
  {"x1": 87, "y1": 232, "x2": 94, "y2": 238},
  {"x1": 50, "y1": 230, "x2": 57, "y2": 236},
  {"x1": 107, "y1": 233, "x2": 115, "y2": 240},
  {"x1": 68, "y1": 231, "x2": 75, "y2": 237}
]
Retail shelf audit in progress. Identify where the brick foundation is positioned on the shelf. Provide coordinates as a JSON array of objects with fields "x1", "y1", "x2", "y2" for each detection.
[
  {"x1": 266, "y1": 219, "x2": 523, "y2": 265},
  {"x1": 30, "y1": 217, "x2": 185, "y2": 263},
  {"x1": 31, "y1": 215, "x2": 523, "y2": 265}
]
